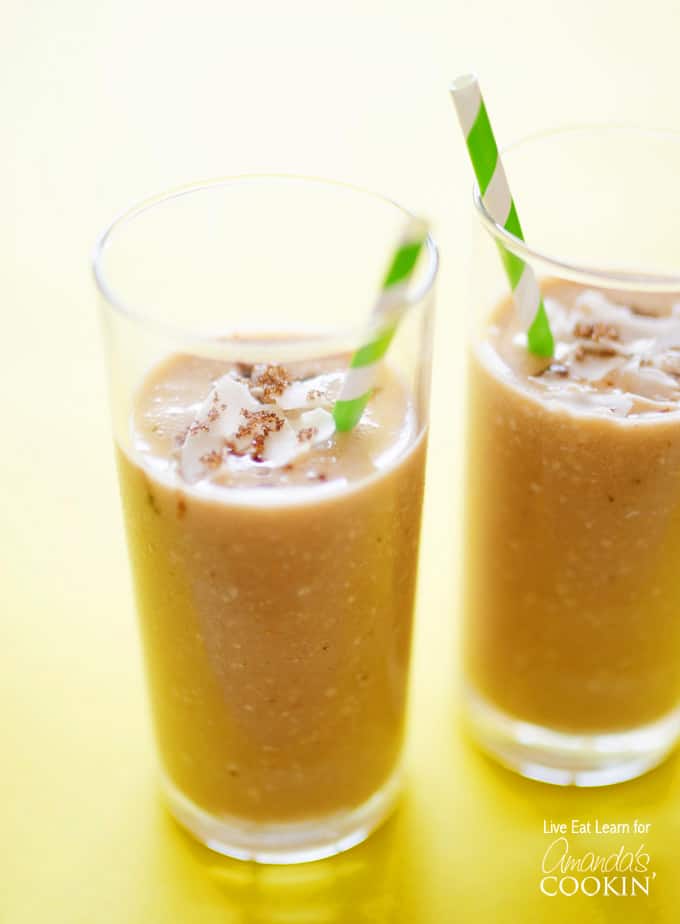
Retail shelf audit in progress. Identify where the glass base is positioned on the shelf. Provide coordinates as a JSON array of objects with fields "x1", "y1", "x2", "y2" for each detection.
[
  {"x1": 161, "y1": 768, "x2": 402, "y2": 864},
  {"x1": 465, "y1": 689, "x2": 680, "y2": 787}
]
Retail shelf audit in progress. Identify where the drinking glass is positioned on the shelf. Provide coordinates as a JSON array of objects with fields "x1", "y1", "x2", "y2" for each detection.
[
  {"x1": 463, "y1": 127, "x2": 680, "y2": 786},
  {"x1": 93, "y1": 176, "x2": 438, "y2": 860}
]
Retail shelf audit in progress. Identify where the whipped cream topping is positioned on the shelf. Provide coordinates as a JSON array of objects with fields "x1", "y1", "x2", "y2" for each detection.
[
  {"x1": 499, "y1": 287, "x2": 680, "y2": 417},
  {"x1": 179, "y1": 366, "x2": 340, "y2": 483}
]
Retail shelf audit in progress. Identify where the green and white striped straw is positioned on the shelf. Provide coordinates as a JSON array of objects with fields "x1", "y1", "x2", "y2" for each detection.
[
  {"x1": 333, "y1": 217, "x2": 429, "y2": 432},
  {"x1": 450, "y1": 74, "x2": 554, "y2": 357}
]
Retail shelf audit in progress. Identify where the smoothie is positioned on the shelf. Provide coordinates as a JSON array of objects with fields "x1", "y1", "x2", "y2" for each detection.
[
  {"x1": 465, "y1": 280, "x2": 680, "y2": 734},
  {"x1": 117, "y1": 353, "x2": 427, "y2": 825}
]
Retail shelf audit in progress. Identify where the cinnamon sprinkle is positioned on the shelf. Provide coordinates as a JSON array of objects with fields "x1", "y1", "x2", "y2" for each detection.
[
  {"x1": 251, "y1": 364, "x2": 291, "y2": 402},
  {"x1": 199, "y1": 449, "x2": 223, "y2": 468},
  {"x1": 576, "y1": 342, "x2": 618, "y2": 358},
  {"x1": 297, "y1": 426, "x2": 316, "y2": 443},
  {"x1": 206, "y1": 391, "x2": 228, "y2": 423},
  {"x1": 223, "y1": 438, "x2": 245, "y2": 458},
  {"x1": 573, "y1": 321, "x2": 620, "y2": 342},
  {"x1": 231, "y1": 408, "x2": 286, "y2": 458}
]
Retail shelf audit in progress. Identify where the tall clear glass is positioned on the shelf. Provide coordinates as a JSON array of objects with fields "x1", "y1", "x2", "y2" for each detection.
[
  {"x1": 463, "y1": 127, "x2": 680, "y2": 786},
  {"x1": 93, "y1": 176, "x2": 438, "y2": 862}
]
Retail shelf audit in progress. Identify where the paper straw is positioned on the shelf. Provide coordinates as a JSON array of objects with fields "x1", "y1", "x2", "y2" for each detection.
[
  {"x1": 333, "y1": 217, "x2": 429, "y2": 432},
  {"x1": 450, "y1": 74, "x2": 554, "y2": 357}
]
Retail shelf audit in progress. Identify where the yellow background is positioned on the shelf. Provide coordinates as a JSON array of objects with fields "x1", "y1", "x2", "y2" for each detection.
[{"x1": 4, "y1": 2, "x2": 680, "y2": 921}]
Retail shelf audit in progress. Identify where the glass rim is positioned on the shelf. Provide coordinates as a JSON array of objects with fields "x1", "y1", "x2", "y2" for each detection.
[
  {"x1": 92, "y1": 173, "x2": 439, "y2": 345},
  {"x1": 473, "y1": 123, "x2": 680, "y2": 292}
]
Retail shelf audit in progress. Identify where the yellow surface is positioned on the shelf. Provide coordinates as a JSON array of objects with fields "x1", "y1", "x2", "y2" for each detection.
[{"x1": 4, "y1": 2, "x2": 680, "y2": 921}]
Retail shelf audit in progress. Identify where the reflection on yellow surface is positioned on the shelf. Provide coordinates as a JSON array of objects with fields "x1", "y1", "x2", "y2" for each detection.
[{"x1": 186, "y1": 813, "x2": 403, "y2": 923}]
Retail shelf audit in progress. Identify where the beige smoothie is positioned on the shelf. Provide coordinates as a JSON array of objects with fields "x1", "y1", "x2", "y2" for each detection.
[
  {"x1": 117, "y1": 353, "x2": 427, "y2": 824},
  {"x1": 465, "y1": 280, "x2": 680, "y2": 734}
]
